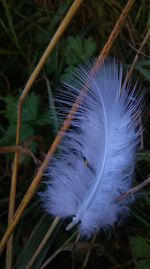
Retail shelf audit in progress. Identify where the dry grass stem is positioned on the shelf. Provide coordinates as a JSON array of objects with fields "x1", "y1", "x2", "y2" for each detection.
[
  {"x1": 26, "y1": 216, "x2": 60, "y2": 269},
  {"x1": 96, "y1": 0, "x2": 135, "y2": 64},
  {"x1": 6, "y1": 152, "x2": 18, "y2": 269},
  {"x1": 125, "y1": 28, "x2": 150, "y2": 150},
  {"x1": 40, "y1": 231, "x2": 78, "y2": 269},
  {"x1": 6, "y1": 0, "x2": 84, "y2": 267},
  {"x1": 117, "y1": 175, "x2": 150, "y2": 202},
  {"x1": 0, "y1": 145, "x2": 38, "y2": 164},
  {"x1": 127, "y1": 27, "x2": 150, "y2": 80},
  {"x1": 81, "y1": 233, "x2": 97, "y2": 269}
]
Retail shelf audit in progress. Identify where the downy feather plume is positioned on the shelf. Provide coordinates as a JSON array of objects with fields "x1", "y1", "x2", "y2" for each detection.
[{"x1": 40, "y1": 58, "x2": 143, "y2": 237}]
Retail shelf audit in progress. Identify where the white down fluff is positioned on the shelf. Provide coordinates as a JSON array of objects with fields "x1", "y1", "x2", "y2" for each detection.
[{"x1": 41, "y1": 58, "x2": 142, "y2": 237}]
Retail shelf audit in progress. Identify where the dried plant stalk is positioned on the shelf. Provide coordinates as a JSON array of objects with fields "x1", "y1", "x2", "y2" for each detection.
[
  {"x1": 124, "y1": 28, "x2": 150, "y2": 150},
  {"x1": 6, "y1": 0, "x2": 83, "y2": 268},
  {"x1": 40, "y1": 231, "x2": 77, "y2": 269},
  {"x1": 0, "y1": 0, "x2": 135, "y2": 256},
  {"x1": 26, "y1": 216, "x2": 60, "y2": 269},
  {"x1": 126, "y1": 27, "x2": 150, "y2": 80},
  {"x1": 81, "y1": 233, "x2": 97, "y2": 269},
  {"x1": 0, "y1": 145, "x2": 37, "y2": 164},
  {"x1": 117, "y1": 176, "x2": 150, "y2": 202}
]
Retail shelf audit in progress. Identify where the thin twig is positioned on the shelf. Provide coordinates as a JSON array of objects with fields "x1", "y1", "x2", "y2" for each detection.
[
  {"x1": 6, "y1": 0, "x2": 83, "y2": 267},
  {"x1": 72, "y1": 233, "x2": 81, "y2": 269},
  {"x1": 26, "y1": 217, "x2": 60, "y2": 269},
  {"x1": 128, "y1": 43, "x2": 150, "y2": 58},
  {"x1": 127, "y1": 27, "x2": 150, "y2": 80},
  {"x1": 81, "y1": 233, "x2": 97, "y2": 269},
  {"x1": 117, "y1": 175, "x2": 150, "y2": 202},
  {"x1": 6, "y1": 151, "x2": 18, "y2": 269},
  {"x1": 0, "y1": 0, "x2": 135, "y2": 255},
  {"x1": 97, "y1": 0, "x2": 135, "y2": 63},
  {"x1": 0, "y1": 145, "x2": 38, "y2": 164},
  {"x1": 40, "y1": 231, "x2": 77, "y2": 269},
  {"x1": 125, "y1": 28, "x2": 150, "y2": 150}
]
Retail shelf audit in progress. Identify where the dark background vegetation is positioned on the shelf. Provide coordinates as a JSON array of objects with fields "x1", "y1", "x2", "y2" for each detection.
[{"x1": 0, "y1": 0, "x2": 150, "y2": 268}]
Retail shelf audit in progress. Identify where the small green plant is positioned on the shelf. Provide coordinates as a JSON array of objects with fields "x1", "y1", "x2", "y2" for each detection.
[
  {"x1": 130, "y1": 236, "x2": 150, "y2": 269},
  {"x1": 0, "y1": 93, "x2": 50, "y2": 149}
]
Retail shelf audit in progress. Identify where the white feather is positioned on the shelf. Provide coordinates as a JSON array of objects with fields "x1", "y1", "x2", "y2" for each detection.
[{"x1": 40, "y1": 58, "x2": 142, "y2": 237}]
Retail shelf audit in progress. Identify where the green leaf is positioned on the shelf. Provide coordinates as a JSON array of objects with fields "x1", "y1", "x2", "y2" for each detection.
[
  {"x1": 0, "y1": 124, "x2": 16, "y2": 145},
  {"x1": 135, "y1": 66, "x2": 150, "y2": 82},
  {"x1": 136, "y1": 260, "x2": 150, "y2": 269},
  {"x1": 3, "y1": 95, "x2": 17, "y2": 124},
  {"x1": 64, "y1": 35, "x2": 96, "y2": 66},
  {"x1": 82, "y1": 37, "x2": 96, "y2": 60},
  {"x1": 20, "y1": 123, "x2": 35, "y2": 141},
  {"x1": 45, "y1": 76, "x2": 59, "y2": 133},
  {"x1": 1, "y1": 0, "x2": 20, "y2": 48},
  {"x1": 136, "y1": 60, "x2": 150, "y2": 67},
  {"x1": 23, "y1": 92, "x2": 40, "y2": 122},
  {"x1": 137, "y1": 151, "x2": 150, "y2": 161},
  {"x1": 14, "y1": 214, "x2": 62, "y2": 269},
  {"x1": 130, "y1": 236, "x2": 150, "y2": 259},
  {"x1": 14, "y1": 215, "x2": 50, "y2": 269},
  {"x1": 35, "y1": 111, "x2": 51, "y2": 126}
]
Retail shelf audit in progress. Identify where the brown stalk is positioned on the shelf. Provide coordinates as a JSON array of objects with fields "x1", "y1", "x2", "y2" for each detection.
[
  {"x1": 97, "y1": 0, "x2": 135, "y2": 62},
  {"x1": 6, "y1": 0, "x2": 83, "y2": 268},
  {"x1": 26, "y1": 216, "x2": 60, "y2": 269},
  {"x1": 126, "y1": 27, "x2": 150, "y2": 81},
  {"x1": 125, "y1": 28, "x2": 150, "y2": 150},
  {"x1": 0, "y1": 0, "x2": 135, "y2": 256},
  {"x1": 117, "y1": 175, "x2": 150, "y2": 202},
  {"x1": 0, "y1": 145, "x2": 38, "y2": 164},
  {"x1": 40, "y1": 231, "x2": 78, "y2": 269},
  {"x1": 81, "y1": 233, "x2": 97, "y2": 269}
]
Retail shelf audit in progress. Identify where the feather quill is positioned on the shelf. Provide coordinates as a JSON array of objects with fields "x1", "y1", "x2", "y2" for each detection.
[{"x1": 40, "y1": 58, "x2": 142, "y2": 237}]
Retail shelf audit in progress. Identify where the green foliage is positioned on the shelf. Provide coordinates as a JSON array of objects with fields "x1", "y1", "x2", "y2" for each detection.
[
  {"x1": 61, "y1": 35, "x2": 96, "y2": 78},
  {"x1": 135, "y1": 60, "x2": 150, "y2": 82},
  {"x1": 0, "y1": 93, "x2": 50, "y2": 148},
  {"x1": 14, "y1": 214, "x2": 54, "y2": 269},
  {"x1": 130, "y1": 236, "x2": 150, "y2": 259},
  {"x1": 137, "y1": 151, "x2": 150, "y2": 161},
  {"x1": 44, "y1": 34, "x2": 96, "y2": 83},
  {"x1": 130, "y1": 236, "x2": 150, "y2": 269},
  {"x1": 64, "y1": 35, "x2": 96, "y2": 66}
]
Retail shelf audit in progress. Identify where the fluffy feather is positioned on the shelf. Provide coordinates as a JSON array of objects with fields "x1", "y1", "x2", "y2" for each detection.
[{"x1": 40, "y1": 58, "x2": 142, "y2": 237}]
